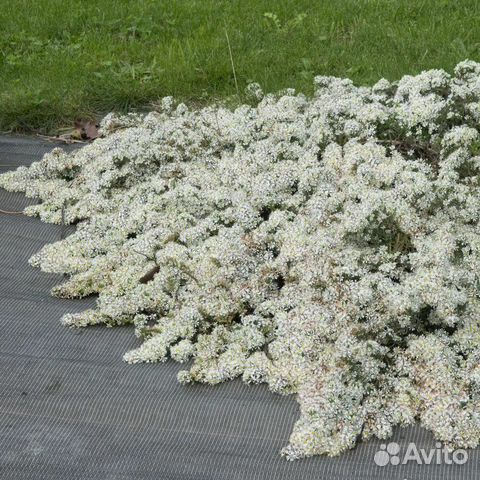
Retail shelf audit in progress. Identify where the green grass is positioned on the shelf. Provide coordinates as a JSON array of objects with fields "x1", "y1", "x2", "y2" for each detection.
[{"x1": 1, "y1": 0, "x2": 480, "y2": 133}]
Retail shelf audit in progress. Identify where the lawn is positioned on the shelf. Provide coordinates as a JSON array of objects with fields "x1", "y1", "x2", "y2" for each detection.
[{"x1": 1, "y1": 0, "x2": 479, "y2": 133}]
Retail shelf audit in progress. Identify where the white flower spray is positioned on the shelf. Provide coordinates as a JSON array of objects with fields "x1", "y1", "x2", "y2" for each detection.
[{"x1": 3, "y1": 61, "x2": 480, "y2": 459}]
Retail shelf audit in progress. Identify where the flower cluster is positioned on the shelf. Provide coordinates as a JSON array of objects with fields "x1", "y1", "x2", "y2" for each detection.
[{"x1": 3, "y1": 61, "x2": 480, "y2": 459}]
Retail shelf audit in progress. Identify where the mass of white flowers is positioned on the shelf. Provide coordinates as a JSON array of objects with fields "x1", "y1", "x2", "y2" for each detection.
[{"x1": 3, "y1": 61, "x2": 480, "y2": 460}]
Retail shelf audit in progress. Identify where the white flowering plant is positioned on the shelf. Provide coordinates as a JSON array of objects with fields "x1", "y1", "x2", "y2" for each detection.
[{"x1": 3, "y1": 61, "x2": 480, "y2": 460}]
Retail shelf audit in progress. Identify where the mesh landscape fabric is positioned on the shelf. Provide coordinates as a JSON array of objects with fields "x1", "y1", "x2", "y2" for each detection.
[{"x1": 0, "y1": 135, "x2": 478, "y2": 479}]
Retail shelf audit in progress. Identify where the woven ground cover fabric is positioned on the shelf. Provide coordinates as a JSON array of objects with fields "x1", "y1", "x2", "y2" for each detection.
[{"x1": 0, "y1": 136, "x2": 478, "y2": 479}]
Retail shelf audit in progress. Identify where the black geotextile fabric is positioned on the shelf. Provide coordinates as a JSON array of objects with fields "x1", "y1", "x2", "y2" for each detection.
[{"x1": 0, "y1": 135, "x2": 478, "y2": 480}]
